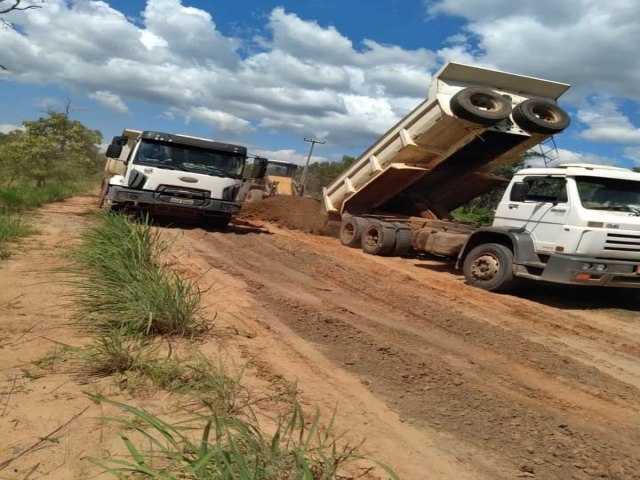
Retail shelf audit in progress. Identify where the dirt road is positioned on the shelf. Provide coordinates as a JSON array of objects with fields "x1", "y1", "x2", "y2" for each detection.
[{"x1": 1, "y1": 193, "x2": 640, "y2": 479}]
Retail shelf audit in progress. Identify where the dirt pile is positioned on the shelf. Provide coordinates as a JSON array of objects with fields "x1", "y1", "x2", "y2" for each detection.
[{"x1": 238, "y1": 196, "x2": 337, "y2": 235}]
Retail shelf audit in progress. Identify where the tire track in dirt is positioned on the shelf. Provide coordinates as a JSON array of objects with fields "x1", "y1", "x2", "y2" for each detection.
[{"x1": 179, "y1": 224, "x2": 640, "y2": 480}]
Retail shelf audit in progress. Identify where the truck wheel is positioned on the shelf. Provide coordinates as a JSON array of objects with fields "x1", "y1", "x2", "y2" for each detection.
[
  {"x1": 450, "y1": 87, "x2": 512, "y2": 126},
  {"x1": 361, "y1": 221, "x2": 396, "y2": 256},
  {"x1": 462, "y1": 243, "x2": 516, "y2": 292},
  {"x1": 391, "y1": 223, "x2": 413, "y2": 256},
  {"x1": 512, "y1": 99, "x2": 570, "y2": 134},
  {"x1": 340, "y1": 216, "x2": 368, "y2": 248}
]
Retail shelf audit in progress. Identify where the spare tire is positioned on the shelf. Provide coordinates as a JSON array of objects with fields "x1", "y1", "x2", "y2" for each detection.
[
  {"x1": 450, "y1": 87, "x2": 512, "y2": 126},
  {"x1": 361, "y1": 221, "x2": 396, "y2": 256},
  {"x1": 512, "y1": 99, "x2": 570, "y2": 134}
]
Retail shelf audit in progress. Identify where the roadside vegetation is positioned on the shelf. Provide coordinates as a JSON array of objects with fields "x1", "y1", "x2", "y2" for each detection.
[
  {"x1": 68, "y1": 212, "x2": 395, "y2": 479},
  {"x1": 0, "y1": 108, "x2": 103, "y2": 258}
]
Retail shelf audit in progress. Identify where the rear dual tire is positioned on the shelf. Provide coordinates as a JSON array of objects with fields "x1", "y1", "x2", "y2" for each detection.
[
  {"x1": 512, "y1": 99, "x2": 571, "y2": 135},
  {"x1": 450, "y1": 87, "x2": 512, "y2": 126},
  {"x1": 340, "y1": 218, "x2": 413, "y2": 257}
]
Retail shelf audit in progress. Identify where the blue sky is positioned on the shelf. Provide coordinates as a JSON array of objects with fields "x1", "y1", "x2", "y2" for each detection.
[{"x1": 1, "y1": 0, "x2": 639, "y2": 167}]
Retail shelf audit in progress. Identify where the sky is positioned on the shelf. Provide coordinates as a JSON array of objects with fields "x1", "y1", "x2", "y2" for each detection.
[{"x1": 1, "y1": 0, "x2": 639, "y2": 168}]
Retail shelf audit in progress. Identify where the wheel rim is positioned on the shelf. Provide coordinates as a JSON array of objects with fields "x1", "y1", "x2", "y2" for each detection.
[
  {"x1": 470, "y1": 93, "x2": 499, "y2": 112},
  {"x1": 343, "y1": 223, "x2": 355, "y2": 242},
  {"x1": 470, "y1": 253, "x2": 500, "y2": 281},
  {"x1": 531, "y1": 105, "x2": 559, "y2": 123},
  {"x1": 363, "y1": 230, "x2": 379, "y2": 248}
]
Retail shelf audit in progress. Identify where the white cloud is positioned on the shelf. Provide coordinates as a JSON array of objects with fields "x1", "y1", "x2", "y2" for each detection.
[
  {"x1": 0, "y1": 1, "x2": 435, "y2": 150},
  {"x1": 167, "y1": 106, "x2": 253, "y2": 134},
  {"x1": 624, "y1": 147, "x2": 640, "y2": 165},
  {"x1": 0, "y1": 124, "x2": 24, "y2": 134},
  {"x1": 577, "y1": 98, "x2": 640, "y2": 144},
  {"x1": 522, "y1": 148, "x2": 617, "y2": 168},
  {"x1": 426, "y1": 0, "x2": 640, "y2": 100},
  {"x1": 89, "y1": 91, "x2": 130, "y2": 114}
]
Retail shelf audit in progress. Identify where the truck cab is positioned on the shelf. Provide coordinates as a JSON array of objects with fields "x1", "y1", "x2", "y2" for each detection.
[
  {"x1": 101, "y1": 130, "x2": 265, "y2": 227},
  {"x1": 464, "y1": 164, "x2": 640, "y2": 288}
]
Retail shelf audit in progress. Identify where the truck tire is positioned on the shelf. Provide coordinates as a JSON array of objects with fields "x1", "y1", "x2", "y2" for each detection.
[
  {"x1": 340, "y1": 216, "x2": 368, "y2": 248},
  {"x1": 462, "y1": 243, "x2": 516, "y2": 292},
  {"x1": 361, "y1": 221, "x2": 396, "y2": 256},
  {"x1": 391, "y1": 223, "x2": 413, "y2": 256},
  {"x1": 450, "y1": 87, "x2": 512, "y2": 126},
  {"x1": 512, "y1": 99, "x2": 570, "y2": 134}
]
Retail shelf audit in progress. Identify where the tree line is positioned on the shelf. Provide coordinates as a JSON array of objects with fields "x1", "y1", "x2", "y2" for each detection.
[{"x1": 0, "y1": 109, "x2": 103, "y2": 186}]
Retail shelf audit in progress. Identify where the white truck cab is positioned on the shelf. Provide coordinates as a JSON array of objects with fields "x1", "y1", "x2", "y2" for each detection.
[
  {"x1": 101, "y1": 130, "x2": 266, "y2": 227},
  {"x1": 473, "y1": 164, "x2": 640, "y2": 287}
]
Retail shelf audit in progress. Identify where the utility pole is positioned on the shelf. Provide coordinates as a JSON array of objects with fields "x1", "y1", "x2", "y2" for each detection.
[{"x1": 300, "y1": 137, "x2": 326, "y2": 189}]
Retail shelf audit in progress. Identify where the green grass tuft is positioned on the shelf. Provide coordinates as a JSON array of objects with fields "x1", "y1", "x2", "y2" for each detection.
[
  {"x1": 94, "y1": 397, "x2": 398, "y2": 480},
  {"x1": 72, "y1": 212, "x2": 203, "y2": 337}
]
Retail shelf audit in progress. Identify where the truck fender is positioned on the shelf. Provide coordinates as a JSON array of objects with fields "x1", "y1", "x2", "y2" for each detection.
[{"x1": 455, "y1": 227, "x2": 537, "y2": 269}]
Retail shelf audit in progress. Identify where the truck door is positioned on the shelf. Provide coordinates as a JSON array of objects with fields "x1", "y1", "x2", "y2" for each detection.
[{"x1": 495, "y1": 176, "x2": 571, "y2": 255}]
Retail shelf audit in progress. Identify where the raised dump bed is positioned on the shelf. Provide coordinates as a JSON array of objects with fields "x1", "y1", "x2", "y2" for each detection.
[{"x1": 322, "y1": 62, "x2": 570, "y2": 220}]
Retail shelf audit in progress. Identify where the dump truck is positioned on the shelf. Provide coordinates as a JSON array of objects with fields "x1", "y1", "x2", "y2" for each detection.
[
  {"x1": 100, "y1": 129, "x2": 266, "y2": 227},
  {"x1": 245, "y1": 159, "x2": 303, "y2": 201},
  {"x1": 323, "y1": 62, "x2": 640, "y2": 291}
]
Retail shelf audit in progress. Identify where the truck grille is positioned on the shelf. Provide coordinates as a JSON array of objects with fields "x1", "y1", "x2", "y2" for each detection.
[
  {"x1": 156, "y1": 185, "x2": 209, "y2": 206},
  {"x1": 604, "y1": 233, "x2": 640, "y2": 253},
  {"x1": 157, "y1": 185, "x2": 209, "y2": 199}
]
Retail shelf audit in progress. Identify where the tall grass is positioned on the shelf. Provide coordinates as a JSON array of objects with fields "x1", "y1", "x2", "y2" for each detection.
[
  {"x1": 0, "y1": 179, "x2": 99, "y2": 258},
  {"x1": 95, "y1": 398, "x2": 398, "y2": 480},
  {"x1": 72, "y1": 213, "x2": 203, "y2": 336},
  {"x1": 0, "y1": 182, "x2": 93, "y2": 212},
  {"x1": 0, "y1": 212, "x2": 30, "y2": 242},
  {"x1": 0, "y1": 211, "x2": 32, "y2": 258}
]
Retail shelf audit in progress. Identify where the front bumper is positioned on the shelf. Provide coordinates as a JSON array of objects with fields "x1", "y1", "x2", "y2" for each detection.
[
  {"x1": 109, "y1": 186, "x2": 241, "y2": 217},
  {"x1": 527, "y1": 254, "x2": 640, "y2": 287}
]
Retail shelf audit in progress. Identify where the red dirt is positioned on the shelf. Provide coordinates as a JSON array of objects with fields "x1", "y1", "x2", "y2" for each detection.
[
  {"x1": 2, "y1": 192, "x2": 640, "y2": 480},
  {"x1": 238, "y1": 195, "x2": 332, "y2": 234}
]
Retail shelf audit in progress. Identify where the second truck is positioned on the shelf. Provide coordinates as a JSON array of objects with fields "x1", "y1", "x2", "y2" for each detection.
[
  {"x1": 323, "y1": 62, "x2": 640, "y2": 291},
  {"x1": 101, "y1": 130, "x2": 267, "y2": 227}
]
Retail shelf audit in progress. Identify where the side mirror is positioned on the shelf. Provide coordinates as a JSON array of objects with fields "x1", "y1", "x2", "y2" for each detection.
[
  {"x1": 111, "y1": 135, "x2": 128, "y2": 146},
  {"x1": 106, "y1": 144, "x2": 123, "y2": 159},
  {"x1": 252, "y1": 157, "x2": 268, "y2": 179},
  {"x1": 510, "y1": 182, "x2": 529, "y2": 202}
]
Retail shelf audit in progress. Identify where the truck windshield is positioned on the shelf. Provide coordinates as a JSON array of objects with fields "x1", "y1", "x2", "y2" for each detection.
[
  {"x1": 576, "y1": 176, "x2": 640, "y2": 213},
  {"x1": 134, "y1": 140, "x2": 244, "y2": 178}
]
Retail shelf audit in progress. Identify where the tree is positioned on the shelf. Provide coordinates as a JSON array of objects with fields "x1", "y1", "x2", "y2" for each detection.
[
  {"x1": 301, "y1": 155, "x2": 356, "y2": 199},
  {"x1": 0, "y1": 108, "x2": 102, "y2": 186}
]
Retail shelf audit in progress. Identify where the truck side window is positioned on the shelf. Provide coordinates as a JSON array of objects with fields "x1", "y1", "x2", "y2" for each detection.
[{"x1": 523, "y1": 177, "x2": 567, "y2": 203}]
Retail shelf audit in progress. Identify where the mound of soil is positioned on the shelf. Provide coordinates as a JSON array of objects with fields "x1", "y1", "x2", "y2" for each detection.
[{"x1": 238, "y1": 196, "x2": 337, "y2": 235}]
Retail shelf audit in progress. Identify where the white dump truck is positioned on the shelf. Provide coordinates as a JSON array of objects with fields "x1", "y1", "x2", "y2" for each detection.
[
  {"x1": 323, "y1": 62, "x2": 640, "y2": 291},
  {"x1": 100, "y1": 129, "x2": 266, "y2": 227}
]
